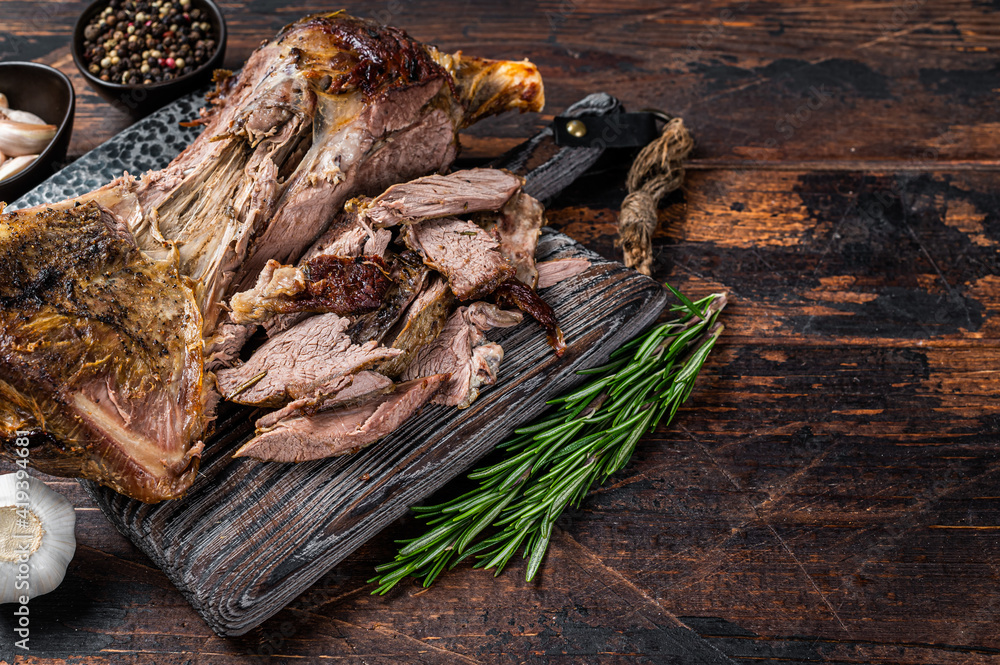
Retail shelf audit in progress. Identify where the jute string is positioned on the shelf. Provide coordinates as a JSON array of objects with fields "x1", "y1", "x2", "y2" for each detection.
[{"x1": 616, "y1": 117, "x2": 694, "y2": 276}]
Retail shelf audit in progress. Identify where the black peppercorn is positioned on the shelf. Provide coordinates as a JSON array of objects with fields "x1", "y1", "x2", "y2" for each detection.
[{"x1": 80, "y1": 0, "x2": 216, "y2": 85}]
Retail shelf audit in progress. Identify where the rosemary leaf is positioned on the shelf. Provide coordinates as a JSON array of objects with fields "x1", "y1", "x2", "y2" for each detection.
[{"x1": 370, "y1": 286, "x2": 727, "y2": 594}]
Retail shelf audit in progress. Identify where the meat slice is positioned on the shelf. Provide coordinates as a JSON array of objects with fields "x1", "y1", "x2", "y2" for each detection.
[
  {"x1": 229, "y1": 255, "x2": 391, "y2": 326},
  {"x1": 475, "y1": 191, "x2": 545, "y2": 287},
  {"x1": 205, "y1": 321, "x2": 256, "y2": 371},
  {"x1": 0, "y1": 202, "x2": 207, "y2": 503},
  {"x1": 377, "y1": 275, "x2": 455, "y2": 378},
  {"x1": 535, "y1": 258, "x2": 591, "y2": 289},
  {"x1": 255, "y1": 371, "x2": 394, "y2": 430},
  {"x1": 402, "y1": 302, "x2": 522, "y2": 408},
  {"x1": 235, "y1": 374, "x2": 449, "y2": 462},
  {"x1": 363, "y1": 168, "x2": 523, "y2": 227},
  {"x1": 260, "y1": 208, "x2": 391, "y2": 338},
  {"x1": 216, "y1": 313, "x2": 402, "y2": 406},
  {"x1": 300, "y1": 209, "x2": 373, "y2": 262},
  {"x1": 401, "y1": 217, "x2": 515, "y2": 300},
  {"x1": 364, "y1": 228, "x2": 393, "y2": 258},
  {"x1": 465, "y1": 301, "x2": 524, "y2": 331}
]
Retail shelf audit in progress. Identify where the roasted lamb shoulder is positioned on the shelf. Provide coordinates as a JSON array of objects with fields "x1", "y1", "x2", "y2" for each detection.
[
  {"x1": 0, "y1": 202, "x2": 208, "y2": 502},
  {"x1": 0, "y1": 13, "x2": 545, "y2": 501},
  {"x1": 130, "y1": 11, "x2": 544, "y2": 338}
]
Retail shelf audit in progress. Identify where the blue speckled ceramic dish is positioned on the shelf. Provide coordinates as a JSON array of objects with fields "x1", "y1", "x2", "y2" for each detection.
[{"x1": 11, "y1": 87, "x2": 205, "y2": 209}]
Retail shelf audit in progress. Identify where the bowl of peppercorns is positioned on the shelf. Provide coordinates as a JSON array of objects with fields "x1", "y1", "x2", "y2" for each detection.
[{"x1": 72, "y1": 0, "x2": 226, "y2": 117}]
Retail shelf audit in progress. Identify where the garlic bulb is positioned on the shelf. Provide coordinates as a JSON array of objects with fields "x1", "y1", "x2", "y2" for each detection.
[{"x1": 0, "y1": 474, "x2": 76, "y2": 603}]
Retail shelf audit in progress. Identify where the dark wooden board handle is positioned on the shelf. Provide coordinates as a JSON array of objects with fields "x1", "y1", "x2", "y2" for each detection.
[{"x1": 491, "y1": 92, "x2": 622, "y2": 203}]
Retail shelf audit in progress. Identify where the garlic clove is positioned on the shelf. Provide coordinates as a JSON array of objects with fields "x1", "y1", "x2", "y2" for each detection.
[
  {"x1": 0, "y1": 154, "x2": 38, "y2": 182},
  {"x1": 0, "y1": 474, "x2": 76, "y2": 603},
  {"x1": 0, "y1": 149, "x2": 6, "y2": 168},
  {"x1": 0, "y1": 119, "x2": 56, "y2": 157},
  {"x1": 0, "y1": 93, "x2": 7, "y2": 109},
  {"x1": 1, "y1": 108, "x2": 49, "y2": 126}
]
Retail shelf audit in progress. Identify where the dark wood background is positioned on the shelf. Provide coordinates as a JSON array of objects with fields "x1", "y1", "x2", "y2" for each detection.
[{"x1": 2, "y1": 0, "x2": 999, "y2": 662}]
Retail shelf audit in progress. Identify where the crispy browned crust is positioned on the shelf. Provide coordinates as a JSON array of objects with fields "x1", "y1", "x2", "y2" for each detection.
[
  {"x1": 492, "y1": 278, "x2": 566, "y2": 355},
  {"x1": 297, "y1": 254, "x2": 392, "y2": 315},
  {"x1": 275, "y1": 12, "x2": 452, "y2": 100},
  {"x1": 0, "y1": 202, "x2": 206, "y2": 503}
]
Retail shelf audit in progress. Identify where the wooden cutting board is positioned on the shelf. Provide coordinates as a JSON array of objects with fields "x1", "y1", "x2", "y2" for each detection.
[
  {"x1": 85, "y1": 232, "x2": 666, "y2": 636},
  {"x1": 15, "y1": 90, "x2": 667, "y2": 636}
]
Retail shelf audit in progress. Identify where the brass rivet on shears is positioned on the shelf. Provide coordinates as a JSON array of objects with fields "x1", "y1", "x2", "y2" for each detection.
[{"x1": 565, "y1": 119, "x2": 587, "y2": 138}]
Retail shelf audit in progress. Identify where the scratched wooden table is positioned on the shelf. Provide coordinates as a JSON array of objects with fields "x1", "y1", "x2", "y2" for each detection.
[{"x1": 2, "y1": 1, "x2": 999, "y2": 663}]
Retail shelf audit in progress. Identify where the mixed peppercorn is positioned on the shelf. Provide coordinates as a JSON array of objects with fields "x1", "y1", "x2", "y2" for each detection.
[{"x1": 80, "y1": 0, "x2": 217, "y2": 85}]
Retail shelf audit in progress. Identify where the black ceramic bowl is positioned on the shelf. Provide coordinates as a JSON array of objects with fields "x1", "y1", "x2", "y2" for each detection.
[
  {"x1": 72, "y1": 0, "x2": 227, "y2": 117},
  {"x1": 0, "y1": 62, "x2": 75, "y2": 204}
]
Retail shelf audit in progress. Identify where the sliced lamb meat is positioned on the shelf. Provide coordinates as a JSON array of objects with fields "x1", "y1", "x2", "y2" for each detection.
[
  {"x1": 205, "y1": 321, "x2": 256, "y2": 371},
  {"x1": 300, "y1": 209, "x2": 372, "y2": 261},
  {"x1": 347, "y1": 251, "x2": 428, "y2": 344},
  {"x1": 465, "y1": 300, "x2": 524, "y2": 330},
  {"x1": 255, "y1": 374, "x2": 354, "y2": 428},
  {"x1": 377, "y1": 275, "x2": 455, "y2": 378},
  {"x1": 492, "y1": 278, "x2": 566, "y2": 354},
  {"x1": 363, "y1": 168, "x2": 523, "y2": 227},
  {"x1": 263, "y1": 312, "x2": 306, "y2": 338},
  {"x1": 257, "y1": 208, "x2": 388, "y2": 338},
  {"x1": 229, "y1": 255, "x2": 392, "y2": 325},
  {"x1": 236, "y1": 374, "x2": 450, "y2": 462},
  {"x1": 216, "y1": 313, "x2": 402, "y2": 406},
  {"x1": 255, "y1": 370, "x2": 394, "y2": 430},
  {"x1": 535, "y1": 258, "x2": 592, "y2": 289},
  {"x1": 364, "y1": 228, "x2": 393, "y2": 258},
  {"x1": 401, "y1": 217, "x2": 515, "y2": 300},
  {"x1": 402, "y1": 302, "x2": 522, "y2": 408},
  {"x1": 475, "y1": 191, "x2": 545, "y2": 287}
]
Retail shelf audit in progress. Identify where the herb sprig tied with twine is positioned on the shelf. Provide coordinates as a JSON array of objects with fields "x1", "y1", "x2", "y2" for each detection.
[{"x1": 372, "y1": 284, "x2": 726, "y2": 593}]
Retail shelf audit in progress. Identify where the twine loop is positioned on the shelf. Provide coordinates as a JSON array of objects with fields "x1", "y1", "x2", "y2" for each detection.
[{"x1": 617, "y1": 116, "x2": 694, "y2": 276}]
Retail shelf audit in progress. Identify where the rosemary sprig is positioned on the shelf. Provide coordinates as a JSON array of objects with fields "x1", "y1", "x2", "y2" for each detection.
[{"x1": 370, "y1": 284, "x2": 727, "y2": 594}]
